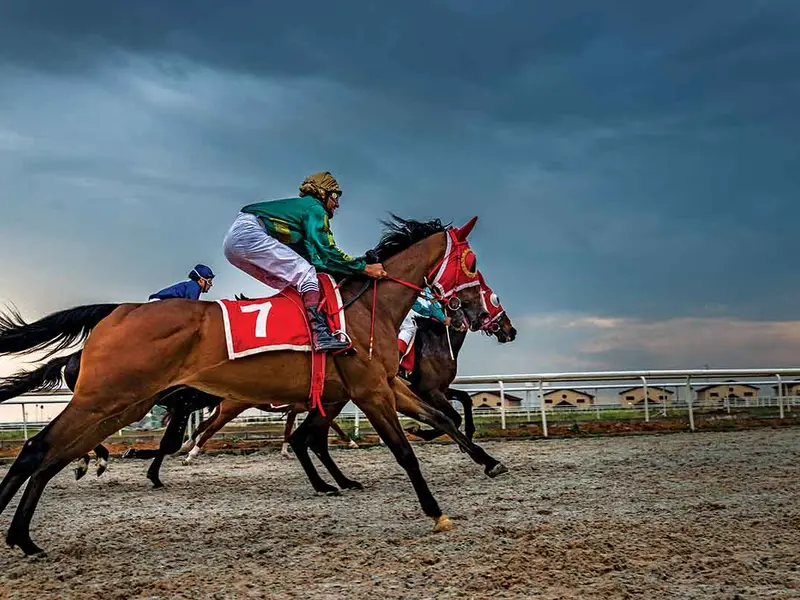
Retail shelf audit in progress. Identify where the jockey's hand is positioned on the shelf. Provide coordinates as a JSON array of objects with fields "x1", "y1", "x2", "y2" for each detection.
[
  {"x1": 443, "y1": 316, "x2": 452, "y2": 327},
  {"x1": 365, "y1": 263, "x2": 387, "y2": 279}
]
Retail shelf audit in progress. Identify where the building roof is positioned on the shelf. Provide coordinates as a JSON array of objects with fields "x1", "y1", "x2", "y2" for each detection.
[
  {"x1": 618, "y1": 385, "x2": 674, "y2": 395},
  {"x1": 543, "y1": 388, "x2": 596, "y2": 399},
  {"x1": 469, "y1": 391, "x2": 523, "y2": 402},
  {"x1": 772, "y1": 381, "x2": 800, "y2": 391},
  {"x1": 696, "y1": 382, "x2": 759, "y2": 392}
]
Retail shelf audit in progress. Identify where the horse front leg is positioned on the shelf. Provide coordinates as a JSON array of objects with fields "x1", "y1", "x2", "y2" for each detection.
[
  {"x1": 393, "y1": 380, "x2": 508, "y2": 478},
  {"x1": 352, "y1": 385, "x2": 452, "y2": 533}
]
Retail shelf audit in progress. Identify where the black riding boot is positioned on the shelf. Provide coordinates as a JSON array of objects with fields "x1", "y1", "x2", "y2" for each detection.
[
  {"x1": 302, "y1": 289, "x2": 348, "y2": 352},
  {"x1": 306, "y1": 306, "x2": 349, "y2": 352}
]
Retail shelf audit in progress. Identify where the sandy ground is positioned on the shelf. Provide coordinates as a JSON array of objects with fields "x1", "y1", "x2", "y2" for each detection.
[{"x1": 0, "y1": 429, "x2": 797, "y2": 600}]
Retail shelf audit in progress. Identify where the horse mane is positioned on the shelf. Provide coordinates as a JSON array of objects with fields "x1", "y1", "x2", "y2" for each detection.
[{"x1": 371, "y1": 214, "x2": 448, "y2": 263}]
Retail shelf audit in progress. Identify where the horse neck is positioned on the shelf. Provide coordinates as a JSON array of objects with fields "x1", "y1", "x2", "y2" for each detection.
[
  {"x1": 415, "y1": 323, "x2": 466, "y2": 391},
  {"x1": 376, "y1": 232, "x2": 448, "y2": 333}
]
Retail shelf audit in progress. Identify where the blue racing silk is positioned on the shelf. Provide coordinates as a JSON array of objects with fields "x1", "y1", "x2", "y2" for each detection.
[{"x1": 148, "y1": 280, "x2": 203, "y2": 301}]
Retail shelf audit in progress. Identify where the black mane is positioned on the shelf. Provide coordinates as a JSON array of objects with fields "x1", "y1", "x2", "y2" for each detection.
[{"x1": 371, "y1": 214, "x2": 448, "y2": 263}]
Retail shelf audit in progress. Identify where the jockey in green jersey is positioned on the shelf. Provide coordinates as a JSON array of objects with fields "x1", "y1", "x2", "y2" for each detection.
[{"x1": 223, "y1": 171, "x2": 386, "y2": 352}]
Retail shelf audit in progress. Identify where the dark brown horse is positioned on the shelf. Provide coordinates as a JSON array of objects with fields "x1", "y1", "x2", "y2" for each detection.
[
  {"x1": 403, "y1": 270, "x2": 517, "y2": 442},
  {"x1": 0, "y1": 216, "x2": 507, "y2": 555}
]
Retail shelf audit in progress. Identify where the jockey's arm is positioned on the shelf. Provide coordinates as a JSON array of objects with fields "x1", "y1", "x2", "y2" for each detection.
[
  {"x1": 411, "y1": 296, "x2": 447, "y2": 323},
  {"x1": 302, "y1": 207, "x2": 368, "y2": 276}
]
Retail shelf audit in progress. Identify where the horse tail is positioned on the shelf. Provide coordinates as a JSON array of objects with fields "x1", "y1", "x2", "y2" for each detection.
[
  {"x1": 0, "y1": 353, "x2": 74, "y2": 403},
  {"x1": 0, "y1": 303, "x2": 120, "y2": 358}
]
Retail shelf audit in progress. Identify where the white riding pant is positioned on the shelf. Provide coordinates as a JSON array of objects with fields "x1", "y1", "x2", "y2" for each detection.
[
  {"x1": 398, "y1": 310, "x2": 422, "y2": 345},
  {"x1": 223, "y1": 212, "x2": 318, "y2": 293}
]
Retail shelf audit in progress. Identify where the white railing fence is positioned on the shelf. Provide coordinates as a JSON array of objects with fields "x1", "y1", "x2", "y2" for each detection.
[{"x1": 4, "y1": 367, "x2": 800, "y2": 441}]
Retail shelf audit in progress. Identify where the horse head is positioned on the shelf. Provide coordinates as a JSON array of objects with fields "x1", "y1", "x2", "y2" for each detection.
[
  {"x1": 430, "y1": 217, "x2": 488, "y2": 332},
  {"x1": 477, "y1": 271, "x2": 516, "y2": 343}
]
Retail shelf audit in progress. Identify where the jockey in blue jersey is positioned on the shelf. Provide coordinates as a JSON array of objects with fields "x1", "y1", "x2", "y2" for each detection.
[
  {"x1": 148, "y1": 264, "x2": 215, "y2": 301},
  {"x1": 398, "y1": 287, "x2": 451, "y2": 357}
]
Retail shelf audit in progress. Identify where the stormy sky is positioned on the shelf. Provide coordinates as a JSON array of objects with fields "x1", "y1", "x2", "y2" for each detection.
[{"x1": 2, "y1": 0, "x2": 800, "y2": 377}]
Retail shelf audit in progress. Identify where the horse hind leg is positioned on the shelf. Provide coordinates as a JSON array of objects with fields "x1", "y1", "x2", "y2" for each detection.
[
  {"x1": 147, "y1": 404, "x2": 191, "y2": 488},
  {"x1": 180, "y1": 405, "x2": 218, "y2": 453},
  {"x1": 288, "y1": 412, "x2": 341, "y2": 496},
  {"x1": 7, "y1": 458, "x2": 70, "y2": 555},
  {"x1": 281, "y1": 411, "x2": 297, "y2": 459},
  {"x1": 183, "y1": 403, "x2": 243, "y2": 465},
  {"x1": 73, "y1": 455, "x2": 90, "y2": 480},
  {"x1": 5, "y1": 394, "x2": 159, "y2": 555},
  {"x1": 94, "y1": 444, "x2": 109, "y2": 476},
  {"x1": 0, "y1": 425, "x2": 55, "y2": 517}
]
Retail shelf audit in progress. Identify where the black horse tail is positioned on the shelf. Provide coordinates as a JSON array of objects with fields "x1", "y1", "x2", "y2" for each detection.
[
  {"x1": 0, "y1": 303, "x2": 120, "y2": 358},
  {"x1": 0, "y1": 353, "x2": 75, "y2": 403}
]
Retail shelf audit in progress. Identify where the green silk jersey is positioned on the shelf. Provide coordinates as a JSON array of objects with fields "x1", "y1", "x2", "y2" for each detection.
[{"x1": 241, "y1": 196, "x2": 367, "y2": 276}]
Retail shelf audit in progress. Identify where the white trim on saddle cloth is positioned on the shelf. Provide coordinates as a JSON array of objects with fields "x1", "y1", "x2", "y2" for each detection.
[{"x1": 216, "y1": 273, "x2": 345, "y2": 361}]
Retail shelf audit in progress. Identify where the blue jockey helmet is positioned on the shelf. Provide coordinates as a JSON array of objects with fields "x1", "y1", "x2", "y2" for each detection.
[{"x1": 189, "y1": 264, "x2": 215, "y2": 281}]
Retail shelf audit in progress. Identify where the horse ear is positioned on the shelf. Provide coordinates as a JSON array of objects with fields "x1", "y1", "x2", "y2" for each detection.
[{"x1": 454, "y1": 216, "x2": 478, "y2": 241}]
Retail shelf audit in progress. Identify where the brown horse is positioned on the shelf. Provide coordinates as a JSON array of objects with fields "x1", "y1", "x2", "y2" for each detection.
[
  {"x1": 182, "y1": 272, "x2": 516, "y2": 488},
  {"x1": 0, "y1": 216, "x2": 507, "y2": 555}
]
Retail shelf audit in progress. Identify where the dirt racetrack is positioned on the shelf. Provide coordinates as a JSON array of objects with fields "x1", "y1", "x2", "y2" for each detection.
[{"x1": 0, "y1": 428, "x2": 797, "y2": 599}]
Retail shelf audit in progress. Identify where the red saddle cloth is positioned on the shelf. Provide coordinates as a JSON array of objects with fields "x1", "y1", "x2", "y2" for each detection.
[
  {"x1": 216, "y1": 273, "x2": 346, "y2": 359},
  {"x1": 215, "y1": 273, "x2": 347, "y2": 416}
]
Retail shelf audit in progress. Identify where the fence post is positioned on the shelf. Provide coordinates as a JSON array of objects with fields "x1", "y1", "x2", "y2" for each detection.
[
  {"x1": 641, "y1": 376, "x2": 650, "y2": 423},
  {"x1": 21, "y1": 404, "x2": 28, "y2": 439},
  {"x1": 525, "y1": 382, "x2": 533, "y2": 423},
  {"x1": 686, "y1": 376, "x2": 695, "y2": 432},
  {"x1": 499, "y1": 380, "x2": 506, "y2": 430},
  {"x1": 776, "y1": 374, "x2": 785, "y2": 420},
  {"x1": 595, "y1": 387, "x2": 600, "y2": 420},
  {"x1": 538, "y1": 379, "x2": 549, "y2": 438}
]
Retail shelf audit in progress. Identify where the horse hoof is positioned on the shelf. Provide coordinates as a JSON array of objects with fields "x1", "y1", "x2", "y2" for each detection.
[
  {"x1": 348, "y1": 441, "x2": 359, "y2": 449},
  {"x1": 433, "y1": 515, "x2": 454, "y2": 533},
  {"x1": 7, "y1": 534, "x2": 45, "y2": 557},
  {"x1": 74, "y1": 467, "x2": 87, "y2": 481},
  {"x1": 325, "y1": 489, "x2": 341, "y2": 497},
  {"x1": 151, "y1": 481, "x2": 165, "y2": 490},
  {"x1": 341, "y1": 480, "x2": 364, "y2": 491},
  {"x1": 96, "y1": 459, "x2": 108, "y2": 477},
  {"x1": 486, "y1": 463, "x2": 509, "y2": 478},
  {"x1": 280, "y1": 453, "x2": 293, "y2": 460}
]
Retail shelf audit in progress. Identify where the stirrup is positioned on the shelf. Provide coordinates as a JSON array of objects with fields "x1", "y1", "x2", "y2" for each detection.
[
  {"x1": 312, "y1": 330, "x2": 350, "y2": 352},
  {"x1": 332, "y1": 330, "x2": 351, "y2": 346}
]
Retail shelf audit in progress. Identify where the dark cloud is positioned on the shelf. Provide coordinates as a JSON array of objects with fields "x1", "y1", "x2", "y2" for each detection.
[{"x1": 2, "y1": 1, "x2": 800, "y2": 373}]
